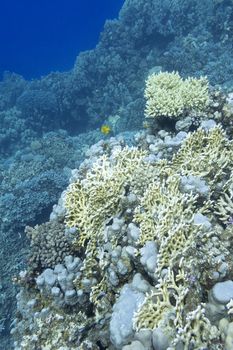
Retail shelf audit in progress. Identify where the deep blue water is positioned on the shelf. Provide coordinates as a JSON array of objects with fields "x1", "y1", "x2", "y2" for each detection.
[{"x1": 0, "y1": 0, "x2": 125, "y2": 80}]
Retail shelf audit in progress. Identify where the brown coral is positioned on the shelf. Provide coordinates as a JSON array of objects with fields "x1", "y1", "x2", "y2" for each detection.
[{"x1": 26, "y1": 220, "x2": 72, "y2": 273}]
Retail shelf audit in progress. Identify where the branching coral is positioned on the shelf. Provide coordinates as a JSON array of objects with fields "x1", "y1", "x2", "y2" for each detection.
[
  {"x1": 133, "y1": 268, "x2": 188, "y2": 333},
  {"x1": 214, "y1": 174, "x2": 233, "y2": 224},
  {"x1": 134, "y1": 175, "x2": 196, "y2": 239},
  {"x1": 65, "y1": 147, "x2": 147, "y2": 292},
  {"x1": 131, "y1": 125, "x2": 232, "y2": 348},
  {"x1": 65, "y1": 147, "x2": 146, "y2": 244},
  {"x1": 172, "y1": 126, "x2": 233, "y2": 187},
  {"x1": 65, "y1": 147, "x2": 146, "y2": 239},
  {"x1": 172, "y1": 305, "x2": 220, "y2": 350},
  {"x1": 144, "y1": 71, "x2": 209, "y2": 118}
]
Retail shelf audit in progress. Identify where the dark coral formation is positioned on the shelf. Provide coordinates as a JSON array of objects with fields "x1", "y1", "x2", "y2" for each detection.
[{"x1": 26, "y1": 220, "x2": 72, "y2": 273}]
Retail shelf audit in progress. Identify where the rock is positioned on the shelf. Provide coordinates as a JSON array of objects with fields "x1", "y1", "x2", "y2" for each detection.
[
  {"x1": 132, "y1": 273, "x2": 151, "y2": 293},
  {"x1": 212, "y1": 280, "x2": 233, "y2": 304},
  {"x1": 152, "y1": 328, "x2": 170, "y2": 350},
  {"x1": 122, "y1": 340, "x2": 146, "y2": 350},
  {"x1": 135, "y1": 329, "x2": 152, "y2": 349},
  {"x1": 110, "y1": 284, "x2": 145, "y2": 348},
  {"x1": 43, "y1": 268, "x2": 57, "y2": 287},
  {"x1": 140, "y1": 241, "x2": 158, "y2": 274}
]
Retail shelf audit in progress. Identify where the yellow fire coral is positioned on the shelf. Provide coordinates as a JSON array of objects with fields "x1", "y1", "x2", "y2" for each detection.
[
  {"x1": 132, "y1": 125, "x2": 232, "y2": 349},
  {"x1": 214, "y1": 174, "x2": 233, "y2": 224},
  {"x1": 65, "y1": 147, "x2": 147, "y2": 281},
  {"x1": 144, "y1": 71, "x2": 209, "y2": 118},
  {"x1": 65, "y1": 147, "x2": 146, "y2": 241},
  {"x1": 172, "y1": 126, "x2": 233, "y2": 187},
  {"x1": 133, "y1": 268, "x2": 188, "y2": 333}
]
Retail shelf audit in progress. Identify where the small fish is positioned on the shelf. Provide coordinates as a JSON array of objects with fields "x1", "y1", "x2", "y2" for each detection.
[{"x1": 100, "y1": 124, "x2": 111, "y2": 135}]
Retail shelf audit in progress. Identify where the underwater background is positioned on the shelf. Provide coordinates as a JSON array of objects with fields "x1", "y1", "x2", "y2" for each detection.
[
  {"x1": 0, "y1": 0, "x2": 125, "y2": 79},
  {"x1": 0, "y1": 0, "x2": 233, "y2": 349}
]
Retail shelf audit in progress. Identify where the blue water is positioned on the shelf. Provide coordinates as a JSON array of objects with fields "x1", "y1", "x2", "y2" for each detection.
[{"x1": 0, "y1": 0, "x2": 125, "y2": 79}]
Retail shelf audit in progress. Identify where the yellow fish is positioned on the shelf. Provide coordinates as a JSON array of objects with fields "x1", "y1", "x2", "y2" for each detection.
[{"x1": 100, "y1": 124, "x2": 111, "y2": 135}]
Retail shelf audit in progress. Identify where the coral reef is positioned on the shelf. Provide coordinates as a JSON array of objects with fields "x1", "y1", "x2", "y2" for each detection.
[
  {"x1": 11, "y1": 74, "x2": 233, "y2": 349},
  {"x1": 1, "y1": 0, "x2": 233, "y2": 348}
]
